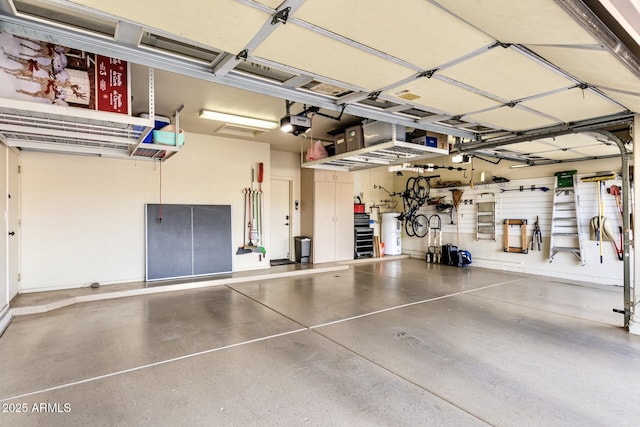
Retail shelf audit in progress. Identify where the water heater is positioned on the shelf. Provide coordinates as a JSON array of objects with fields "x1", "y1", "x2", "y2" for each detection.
[{"x1": 381, "y1": 213, "x2": 402, "y2": 255}]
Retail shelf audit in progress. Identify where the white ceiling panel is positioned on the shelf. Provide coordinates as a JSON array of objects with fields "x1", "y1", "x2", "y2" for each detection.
[
  {"x1": 440, "y1": 47, "x2": 573, "y2": 101},
  {"x1": 67, "y1": 0, "x2": 269, "y2": 53},
  {"x1": 530, "y1": 46, "x2": 640, "y2": 93},
  {"x1": 385, "y1": 77, "x2": 501, "y2": 115},
  {"x1": 253, "y1": 23, "x2": 416, "y2": 91},
  {"x1": 293, "y1": 0, "x2": 495, "y2": 70},
  {"x1": 601, "y1": 89, "x2": 640, "y2": 113},
  {"x1": 435, "y1": 0, "x2": 598, "y2": 45},
  {"x1": 521, "y1": 88, "x2": 625, "y2": 122},
  {"x1": 465, "y1": 106, "x2": 559, "y2": 131}
]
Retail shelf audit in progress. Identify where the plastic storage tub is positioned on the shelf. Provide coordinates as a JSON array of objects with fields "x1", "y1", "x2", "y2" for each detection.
[
  {"x1": 152, "y1": 125, "x2": 185, "y2": 146},
  {"x1": 137, "y1": 114, "x2": 171, "y2": 143},
  {"x1": 363, "y1": 121, "x2": 405, "y2": 147}
]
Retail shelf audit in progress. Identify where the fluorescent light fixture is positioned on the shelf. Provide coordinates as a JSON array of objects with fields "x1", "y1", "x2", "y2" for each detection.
[
  {"x1": 510, "y1": 163, "x2": 531, "y2": 169},
  {"x1": 199, "y1": 109, "x2": 278, "y2": 130}
]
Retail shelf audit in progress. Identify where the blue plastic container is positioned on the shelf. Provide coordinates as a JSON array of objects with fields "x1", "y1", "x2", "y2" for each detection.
[{"x1": 137, "y1": 114, "x2": 171, "y2": 143}]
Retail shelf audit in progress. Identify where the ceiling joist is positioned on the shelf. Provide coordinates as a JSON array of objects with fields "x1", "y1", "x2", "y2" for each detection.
[{"x1": 0, "y1": 0, "x2": 638, "y2": 164}]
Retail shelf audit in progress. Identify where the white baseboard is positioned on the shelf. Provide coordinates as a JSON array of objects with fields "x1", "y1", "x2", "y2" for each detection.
[{"x1": 0, "y1": 307, "x2": 12, "y2": 337}]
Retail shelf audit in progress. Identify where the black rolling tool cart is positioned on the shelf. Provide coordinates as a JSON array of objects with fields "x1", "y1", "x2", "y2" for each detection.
[{"x1": 354, "y1": 213, "x2": 374, "y2": 258}]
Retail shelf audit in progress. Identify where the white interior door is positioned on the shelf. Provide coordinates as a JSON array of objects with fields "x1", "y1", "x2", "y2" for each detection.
[
  {"x1": 270, "y1": 179, "x2": 291, "y2": 260},
  {"x1": 0, "y1": 144, "x2": 8, "y2": 311},
  {"x1": 8, "y1": 147, "x2": 19, "y2": 301}
]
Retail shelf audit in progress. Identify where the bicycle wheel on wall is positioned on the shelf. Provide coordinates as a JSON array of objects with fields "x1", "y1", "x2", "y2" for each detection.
[
  {"x1": 404, "y1": 216, "x2": 416, "y2": 237},
  {"x1": 404, "y1": 177, "x2": 417, "y2": 200},
  {"x1": 413, "y1": 213, "x2": 429, "y2": 238},
  {"x1": 413, "y1": 176, "x2": 431, "y2": 203}
]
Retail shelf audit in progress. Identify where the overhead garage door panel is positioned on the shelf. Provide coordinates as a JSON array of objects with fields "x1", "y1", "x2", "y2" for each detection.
[
  {"x1": 69, "y1": 0, "x2": 269, "y2": 54},
  {"x1": 386, "y1": 77, "x2": 502, "y2": 115},
  {"x1": 601, "y1": 89, "x2": 640, "y2": 113},
  {"x1": 571, "y1": 144, "x2": 621, "y2": 157},
  {"x1": 293, "y1": 0, "x2": 495, "y2": 70},
  {"x1": 436, "y1": 0, "x2": 598, "y2": 45},
  {"x1": 529, "y1": 46, "x2": 640, "y2": 94},
  {"x1": 440, "y1": 47, "x2": 574, "y2": 102},
  {"x1": 504, "y1": 134, "x2": 622, "y2": 160},
  {"x1": 465, "y1": 105, "x2": 559, "y2": 131},
  {"x1": 255, "y1": 0, "x2": 281, "y2": 8},
  {"x1": 253, "y1": 24, "x2": 416, "y2": 91},
  {"x1": 521, "y1": 88, "x2": 625, "y2": 122}
]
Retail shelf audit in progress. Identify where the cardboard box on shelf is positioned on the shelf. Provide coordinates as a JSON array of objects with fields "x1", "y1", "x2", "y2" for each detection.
[
  {"x1": 345, "y1": 125, "x2": 364, "y2": 151},
  {"x1": 411, "y1": 131, "x2": 448, "y2": 151},
  {"x1": 334, "y1": 132, "x2": 346, "y2": 154}
]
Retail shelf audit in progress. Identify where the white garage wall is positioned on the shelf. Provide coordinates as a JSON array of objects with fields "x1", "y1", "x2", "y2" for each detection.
[
  {"x1": 20, "y1": 133, "x2": 272, "y2": 292},
  {"x1": 353, "y1": 167, "x2": 396, "y2": 210}
]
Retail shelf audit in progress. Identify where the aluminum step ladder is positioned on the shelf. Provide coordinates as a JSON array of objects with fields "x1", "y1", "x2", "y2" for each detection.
[{"x1": 549, "y1": 174, "x2": 585, "y2": 265}]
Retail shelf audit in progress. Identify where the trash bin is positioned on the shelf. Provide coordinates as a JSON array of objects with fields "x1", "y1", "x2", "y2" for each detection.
[{"x1": 294, "y1": 236, "x2": 311, "y2": 264}]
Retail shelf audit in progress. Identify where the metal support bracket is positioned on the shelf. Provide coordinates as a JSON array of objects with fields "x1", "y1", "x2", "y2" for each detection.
[
  {"x1": 418, "y1": 69, "x2": 438, "y2": 79},
  {"x1": 271, "y1": 7, "x2": 291, "y2": 25}
]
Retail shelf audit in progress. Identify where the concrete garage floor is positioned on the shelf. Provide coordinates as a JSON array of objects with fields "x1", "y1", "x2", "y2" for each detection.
[{"x1": 1, "y1": 259, "x2": 639, "y2": 426}]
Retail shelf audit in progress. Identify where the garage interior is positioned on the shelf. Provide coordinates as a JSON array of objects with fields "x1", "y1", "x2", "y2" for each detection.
[{"x1": 1, "y1": 0, "x2": 640, "y2": 424}]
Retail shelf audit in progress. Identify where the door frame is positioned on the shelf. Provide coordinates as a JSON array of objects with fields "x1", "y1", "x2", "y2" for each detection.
[
  {"x1": 1, "y1": 142, "x2": 8, "y2": 316},
  {"x1": 7, "y1": 146, "x2": 20, "y2": 302},
  {"x1": 270, "y1": 177, "x2": 293, "y2": 261}
]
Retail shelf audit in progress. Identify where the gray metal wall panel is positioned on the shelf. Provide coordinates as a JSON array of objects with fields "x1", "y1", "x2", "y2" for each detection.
[{"x1": 146, "y1": 204, "x2": 232, "y2": 281}]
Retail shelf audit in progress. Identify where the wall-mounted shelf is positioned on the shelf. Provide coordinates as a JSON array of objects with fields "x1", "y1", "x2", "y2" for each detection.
[{"x1": 301, "y1": 140, "x2": 449, "y2": 172}]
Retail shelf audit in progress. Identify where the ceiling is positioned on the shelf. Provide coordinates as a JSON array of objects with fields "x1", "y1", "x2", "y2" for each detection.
[{"x1": 0, "y1": 0, "x2": 638, "y2": 164}]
